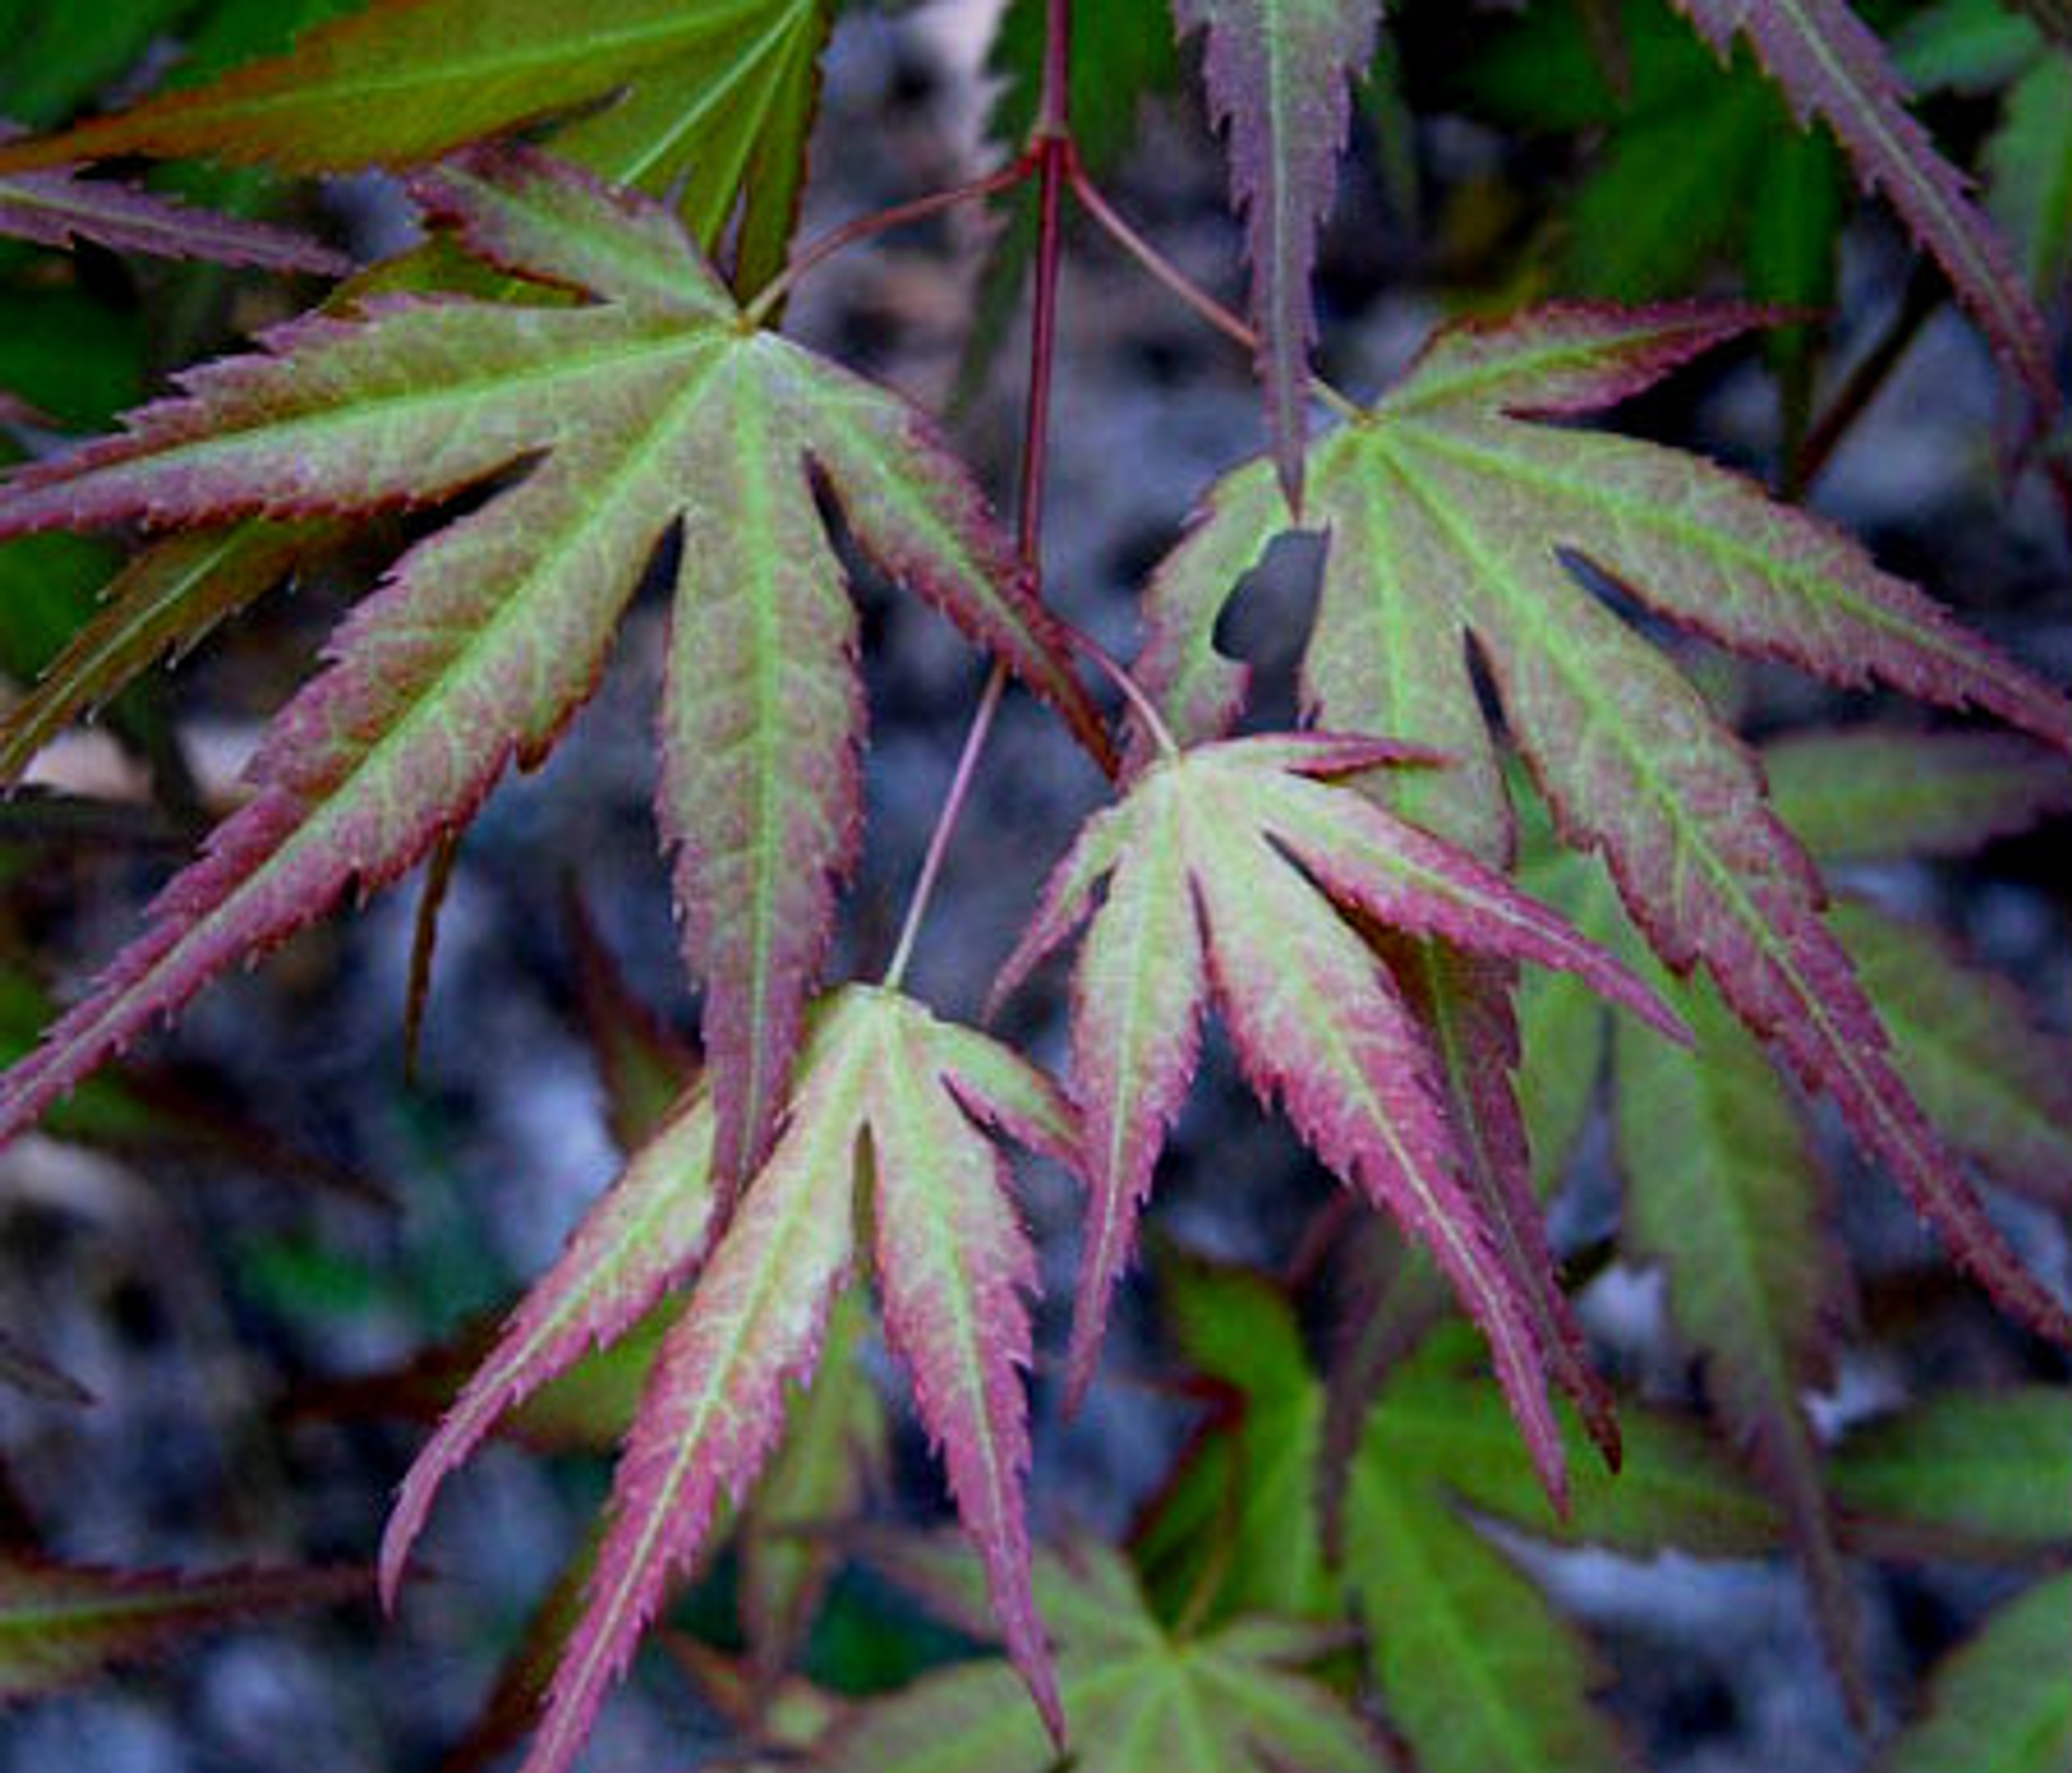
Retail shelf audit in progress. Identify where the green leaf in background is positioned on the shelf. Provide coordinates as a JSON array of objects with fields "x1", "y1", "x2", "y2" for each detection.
[
  {"x1": 1152, "y1": 1259, "x2": 1777, "y2": 1773},
  {"x1": 0, "y1": 522, "x2": 318, "y2": 792},
  {"x1": 1613, "y1": 956, "x2": 1866, "y2": 1713},
  {"x1": 1899, "y1": 0, "x2": 2072, "y2": 300},
  {"x1": 1344, "y1": 1328, "x2": 1777, "y2": 1773},
  {"x1": 0, "y1": 0, "x2": 193, "y2": 132},
  {"x1": 1831, "y1": 902, "x2": 2072, "y2": 1208},
  {"x1": 0, "y1": 1554, "x2": 364, "y2": 1702},
  {"x1": 1986, "y1": 53, "x2": 2072, "y2": 298},
  {"x1": 1762, "y1": 728, "x2": 2072, "y2": 861},
  {"x1": 1832, "y1": 1388, "x2": 2072, "y2": 1551},
  {"x1": 1462, "y1": 0, "x2": 1845, "y2": 330},
  {"x1": 1135, "y1": 1258, "x2": 1334, "y2": 1626},
  {"x1": 1873, "y1": 1571, "x2": 2072, "y2": 1773},
  {"x1": 825, "y1": 1536, "x2": 1388, "y2": 1773}
]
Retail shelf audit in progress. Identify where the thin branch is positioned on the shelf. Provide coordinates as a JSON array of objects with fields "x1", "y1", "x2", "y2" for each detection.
[
  {"x1": 743, "y1": 154, "x2": 1038, "y2": 328},
  {"x1": 883, "y1": 661, "x2": 1012, "y2": 993},
  {"x1": 1068, "y1": 160, "x2": 1364, "y2": 423},
  {"x1": 1789, "y1": 261, "x2": 1942, "y2": 496},
  {"x1": 883, "y1": 6, "x2": 1084, "y2": 991},
  {"x1": 1069, "y1": 627, "x2": 1178, "y2": 763}
]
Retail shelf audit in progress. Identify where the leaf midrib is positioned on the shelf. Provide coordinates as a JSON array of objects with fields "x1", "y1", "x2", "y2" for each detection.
[
  {"x1": 135, "y1": 2, "x2": 778, "y2": 122},
  {"x1": 1378, "y1": 440, "x2": 1900, "y2": 1164},
  {"x1": 1396, "y1": 417, "x2": 2000, "y2": 687}
]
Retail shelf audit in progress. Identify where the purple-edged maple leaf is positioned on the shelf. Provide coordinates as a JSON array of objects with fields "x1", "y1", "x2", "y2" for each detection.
[
  {"x1": 0, "y1": 161, "x2": 346, "y2": 274},
  {"x1": 992, "y1": 729, "x2": 1682, "y2": 1494},
  {"x1": 1136, "y1": 302, "x2": 2072, "y2": 1350},
  {"x1": 0, "y1": 145, "x2": 1104, "y2": 1194},
  {"x1": 509, "y1": 985, "x2": 1076, "y2": 1773},
  {"x1": 0, "y1": 1555, "x2": 364, "y2": 1703},
  {"x1": 1172, "y1": 0, "x2": 1380, "y2": 505},
  {"x1": 380, "y1": 1082, "x2": 720, "y2": 1606},
  {"x1": 1665, "y1": 0, "x2": 2057, "y2": 406}
]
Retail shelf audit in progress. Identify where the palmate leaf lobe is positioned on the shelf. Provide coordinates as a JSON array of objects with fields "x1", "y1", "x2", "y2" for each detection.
[
  {"x1": 1136, "y1": 301, "x2": 2072, "y2": 1351},
  {"x1": 829, "y1": 1533, "x2": 1387, "y2": 1773},
  {"x1": 996, "y1": 730, "x2": 1681, "y2": 1495},
  {"x1": 1874, "y1": 1572, "x2": 2072, "y2": 1773},
  {"x1": 1152, "y1": 1262, "x2": 1777, "y2": 1773},
  {"x1": 0, "y1": 161, "x2": 346, "y2": 274},
  {"x1": 380, "y1": 1082, "x2": 720, "y2": 1607},
  {"x1": 0, "y1": 146, "x2": 1103, "y2": 1195},
  {"x1": 481, "y1": 986, "x2": 1073, "y2": 1773},
  {"x1": 0, "y1": 0, "x2": 817, "y2": 191},
  {"x1": 0, "y1": 521, "x2": 321, "y2": 792},
  {"x1": 1665, "y1": 0, "x2": 2057, "y2": 404},
  {"x1": 0, "y1": 1555, "x2": 364, "y2": 1703},
  {"x1": 1172, "y1": 0, "x2": 1381, "y2": 506}
]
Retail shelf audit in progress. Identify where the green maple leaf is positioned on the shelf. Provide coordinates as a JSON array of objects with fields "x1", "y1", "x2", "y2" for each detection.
[
  {"x1": 1665, "y1": 0, "x2": 2055, "y2": 405},
  {"x1": 1875, "y1": 1572, "x2": 2072, "y2": 1773},
  {"x1": 1506, "y1": 721, "x2": 2070, "y2": 1711},
  {"x1": 0, "y1": 1555, "x2": 363, "y2": 1703},
  {"x1": 824, "y1": 1532, "x2": 1388, "y2": 1773},
  {"x1": 1833, "y1": 1387, "x2": 2072, "y2": 1554},
  {"x1": 1897, "y1": 0, "x2": 2072, "y2": 300},
  {"x1": 1463, "y1": 0, "x2": 1845, "y2": 407},
  {"x1": 0, "y1": 522, "x2": 321, "y2": 792},
  {"x1": 1141, "y1": 1260, "x2": 1778, "y2": 1773},
  {"x1": 1828, "y1": 1388, "x2": 2072, "y2": 1773},
  {"x1": 1137, "y1": 302, "x2": 2072, "y2": 1360},
  {"x1": 0, "y1": 146, "x2": 1105, "y2": 1196}
]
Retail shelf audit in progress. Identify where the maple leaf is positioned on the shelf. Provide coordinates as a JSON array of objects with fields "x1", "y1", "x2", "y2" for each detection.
[
  {"x1": 0, "y1": 0, "x2": 839, "y2": 805},
  {"x1": 1505, "y1": 721, "x2": 2070, "y2": 1712},
  {"x1": 0, "y1": 1555, "x2": 364, "y2": 1703},
  {"x1": 993, "y1": 729, "x2": 1681, "y2": 1495},
  {"x1": 1832, "y1": 1387, "x2": 2072, "y2": 1554},
  {"x1": 1875, "y1": 1572, "x2": 2072, "y2": 1773},
  {"x1": 0, "y1": 146, "x2": 1104, "y2": 1195},
  {"x1": 1828, "y1": 1388, "x2": 2072, "y2": 1773},
  {"x1": 0, "y1": 0, "x2": 831, "y2": 278},
  {"x1": 827, "y1": 1532, "x2": 1389, "y2": 1773},
  {"x1": 1663, "y1": 0, "x2": 2057, "y2": 405},
  {"x1": 1344, "y1": 1334, "x2": 1781, "y2": 1773},
  {"x1": 461, "y1": 985, "x2": 1076, "y2": 1773},
  {"x1": 1759, "y1": 726, "x2": 2072, "y2": 863},
  {"x1": 1144, "y1": 1261, "x2": 1778, "y2": 1773},
  {"x1": 0, "y1": 158, "x2": 345, "y2": 274},
  {"x1": 1136, "y1": 302, "x2": 2072, "y2": 1353},
  {"x1": 1171, "y1": 0, "x2": 1381, "y2": 505},
  {"x1": 0, "y1": 521, "x2": 320, "y2": 791}
]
